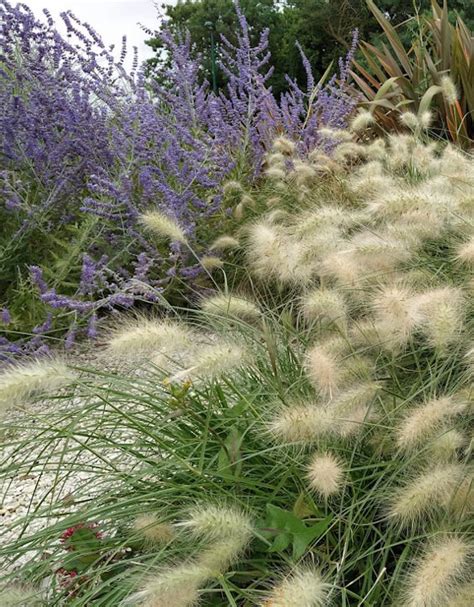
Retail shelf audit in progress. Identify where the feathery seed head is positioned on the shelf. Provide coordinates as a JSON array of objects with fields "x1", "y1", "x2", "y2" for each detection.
[
  {"x1": 307, "y1": 452, "x2": 345, "y2": 498},
  {"x1": 171, "y1": 341, "x2": 249, "y2": 382},
  {"x1": 305, "y1": 338, "x2": 349, "y2": 396},
  {"x1": 428, "y1": 429, "x2": 465, "y2": 462},
  {"x1": 199, "y1": 256, "x2": 223, "y2": 271},
  {"x1": 292, "y1": 161, "x2": 316, "y2": 185},
  {"x1": 105, "y1": 319, "x2": 193, "y2": 361},
  {"x1": 267, "y1": 152, "x2": 286, "y2": 166},
  {"x1": 396, "y1": 396, "x2": 467, "y2": 452},
  {"x1": 140, "y1": 211, "x2": 187, "y2": 244},
  {"x1": 399, "y1": 112, "x2": 420, "y2": 130},
  {"x1": 183, "y1": 504, "x2": 253, "y2": 543},
  {"x1": 261, "y1": 568, "x2": 330, "y2": 607},
  {"x1": 446, "y1": 582, "x2": 474, "y2": 607},
  {"x1": 333, "y1": 142, "x2": 367, "y2": 163},
  {"x1": 331, "y1": 381, "x2": 380, "y2": 437},
  {"x1": 209, "y1": 235, "x2": 240, "y2": 251},
  {"x1": 441, "y1": 75, "x2": 459, "y2": 105},
  {"x1": 318, "y1": 127, "x2": 353, "y2": 142},
  {"x1": 372, "y1": 286, "x2": 421, "y2": 352},
  {"x1": 201, "y1": 293, "x2": 261, "y2": 323},
  {"x1": 265, "y1": 166, "x2": 287, "y2": 180},
  {"x1": 268, "y1": 402, "x2": 334, "y2": 444},
  {"x1": 455, "y1": 236, "x2": 474, "y2": 266},
  {"x1": 419, "y1": 110, "x2": 433, "y2": 129},
  {"x1": 387, "y1": 463, "x2": 465, "y2": 529},
  {"x1": 0, "y1": 359, "x2": 74, "y2": 411},
  {"x1": 350, "y1": 109, "x2": 375, "y2": 132},
  {"x1": 129, "y1": 563, "x2": 205, "y2": 607},
  {"x1": 133, "y1": 514, "x2": 175, "y2": 545},
  {"x1": 416, "y1": 287, "x2": 465, "y2": 352},
  {"x1": 401, "y1": 536, "x2": 472, "y2": 607},
  {"x1": 301, "y1": 288, "x2": 348, "y2": 331},
  {"x1": 272, "y1": 136, "x2": 296, "y2": 155},
  {"x1": 222, "y1": 180, "x2": 243, "y2": 195}
]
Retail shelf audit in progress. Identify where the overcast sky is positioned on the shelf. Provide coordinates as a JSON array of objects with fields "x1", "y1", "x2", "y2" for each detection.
[{"x1": 24, "y1": 1, "x2": 177, "y2": 63}]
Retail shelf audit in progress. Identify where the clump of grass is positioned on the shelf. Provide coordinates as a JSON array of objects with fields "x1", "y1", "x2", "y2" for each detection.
[{"x1": 1, "y1": 132, "x2": 473, "y2": 606}]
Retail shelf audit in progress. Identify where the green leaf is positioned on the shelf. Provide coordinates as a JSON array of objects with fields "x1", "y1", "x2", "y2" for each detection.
[{"x1": 292, "y1": 515, "x2": 333, "y2": 560}]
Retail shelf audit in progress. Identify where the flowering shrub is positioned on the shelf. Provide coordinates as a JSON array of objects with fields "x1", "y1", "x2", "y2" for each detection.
[{"x1": 0, "y1": 0, "x2": 357, "y2": 361}]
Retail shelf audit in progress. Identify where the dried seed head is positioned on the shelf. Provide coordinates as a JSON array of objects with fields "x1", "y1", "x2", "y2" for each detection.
[
  {"x1": 396, "y1": 396, "x2": 467, "y2": 452},
  {"x1": 441, "y1": 75, "x2": 459, "y2": 105},
  {"x1": 399, "y1": 112, "x2": 420, "y2": 130},
  {"x1": 133, "y1": 514, "x2": 175, "y2": 545},
  {"x1": 105, "y1": 319, "x2": 193, "y2": 361},
  {"x1": 305, "y1": 338, "x2": 349, "y2": 396},
  {"x1": 265, "y1": 166, "x2": 287, "y2": 180},
  {"x1": 446, "y1": 582, "x2": 474, "y2": 607},
  {"x1": 0, "y1": 359, "x2": 74, "y2": 411},
  {"x1": 261, "y1": 568, "x2": 330, "y2": 607},
  {"x1": 372, "y1": 286, "x2": 421, "y2": 352},
  {"x1": 129, "y1": 563, "x2": 205, "y2": 607},
  {"x1": 201, "y1": 293, "x2": 261, "y2": 323},
  {"x1": 350, "y1": 109, "x2": 375, "y2": 132},
  {"x1": 268, "y1": 402, "x2": 334, "y2": 444},
  {"x1": 419, "y1": 110, "x2": 433, "y2": 129},
  {"x1": 387, "y1": 464, "x2": 465, "y2": 529},
  {"x1": 182, "y1": 504, "x2": 252, "y2": 543},
  {"x1": 222, "y1": 180, "x2": 243, "y2": 195},
  {"x1": 209, "y1": 235, "x2": 240, "y2": 251},
  {"x1": 428, "y1": 429, "x2": 466, "y2": 462},
  {"x1": 401, "y1": 536, "x2": 472, "y2": 607},
  {"x1": 273, "y1": 136, "x2": 296, "y2": 155},
  {"x1": 200, "y1": 256, "x2": 223, "y2": 271},
  {"x1": 416, "y1": 287, "x2": 465, "y2": 352},
  {"x1": 307, "y1": 452, "x2": 344, "y2": 498},
  {"x1": 171, "y1": 341, "x2": 249, "y2": 382},
  {"x1": 140, "y1": 211, "x2": 187, "y2": 244},
  {"x1": 455, "y1": 236, "x2": 474, "y2": 266},
  {"x1": 301, "y1": 288, "x2": 348, "y2": 331}
]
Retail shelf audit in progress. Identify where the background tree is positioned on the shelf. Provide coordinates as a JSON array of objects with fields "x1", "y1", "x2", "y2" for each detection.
[{"x1": 146, "y1": 1, "x2": 474, "y2": 96}]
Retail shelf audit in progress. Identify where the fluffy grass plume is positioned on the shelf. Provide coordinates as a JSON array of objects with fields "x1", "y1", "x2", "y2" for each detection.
[
  {"x1": 446, "y1": 582, "x2": 474, "y2": 607},
  {"x1": 441, "y1": 75, "x2": 459, "y2": 105},
  {"x1": 455, "y1": 236, "x2": 474, "y2": 266},
  {"x1": 199, "y1": 255, "x2": 223, "y2": 271},
  {"x1": 350, "y1": 109, "x2": 374, "y2": 132},
  {"x1": 133, "y1": 514, "x2": 175, "y2": 545},
  {"x1": 387, "y1": 463, "x2": 465, "y2": 528},
  {"x1": 126, "y1": 563, "x2": 206, "y2": 607},
  {"x1": 268, "y1": 402, "x2": 334, "y2": 444},
  {"x1": 305, "y1": 337, "x2": 350, "y2": 396},
  {"x1": 272, "y1": 136, "x2": 296, "y2": 155},
  {"x1": 416, "y1": 287, "x2": 465, "y2": 352},
  {"x1": 372, "y1": 285, "x2": 421, "y2": 351},
  {"x1": 395, "y1": 396, "x2": 467, "y2": 452},
  {"x1": 0, "y1": 358, "x2": 73, "y2": 412},
  {"x1": 170, "y1": 341, "x2": 249, "y2": 382},
  {"x1": 201, "y1": 293, "x2": 261, "y2": 323},
  {"x1": 261, "y1": 568, "x2": 329, "y2": 607},
  {"x1": 140, "y1": 210, "x2": 187, "y2": 244},
  {"x1": 401, "y1": 536, "x2": 472, "y2": 607},
  {"x1": 105, "y1": 319, "x2": 193, "y2": 361},
  {"x1": 301, "y1": 288, "x2": 348, "y2": 331},
  {"x1": 307, "y1": 452, "x2": 344, "y2": 499},
  {"x1": 209, "y1": 235, "x2": 239, "y2": 251},
  {"x1": 182, "y1": 503, "x2": 253, "y2": 542}
]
